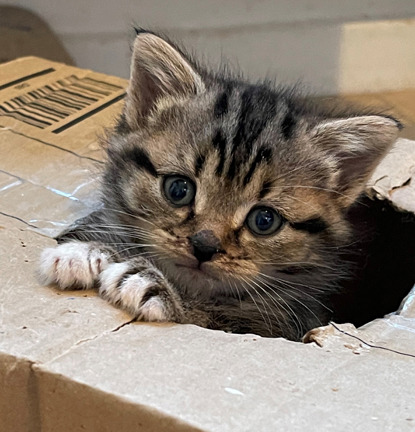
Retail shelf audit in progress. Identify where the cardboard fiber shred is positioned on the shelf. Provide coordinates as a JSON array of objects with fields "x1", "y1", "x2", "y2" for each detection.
[{"x1": 0, "y1": 57, "x2": 414, "y2": 432}]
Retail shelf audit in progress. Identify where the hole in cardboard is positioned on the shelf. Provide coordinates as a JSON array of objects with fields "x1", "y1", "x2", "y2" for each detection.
[{"x1": 330, "y1": 195, "x2": 415, "y2": 328}]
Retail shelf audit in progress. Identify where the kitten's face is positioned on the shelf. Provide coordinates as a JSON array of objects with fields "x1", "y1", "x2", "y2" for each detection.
[{"x1": 103, "y1": 32, "x2": 399, "y2": 301}]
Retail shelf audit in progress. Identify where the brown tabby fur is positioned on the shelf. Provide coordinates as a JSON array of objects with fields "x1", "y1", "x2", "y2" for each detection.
[{"x1": 49, "y1": 30, "x2": 413, "y2": 340}]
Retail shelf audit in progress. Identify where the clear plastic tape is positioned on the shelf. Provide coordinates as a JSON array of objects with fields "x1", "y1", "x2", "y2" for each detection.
[{"x1": 0, "y1": 173, "x2": 101, "y2": 239}]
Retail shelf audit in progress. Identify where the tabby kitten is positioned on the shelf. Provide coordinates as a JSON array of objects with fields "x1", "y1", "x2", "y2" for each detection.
[{"x1": 39, "y1": 30, "x2": 402, "y2": 341}]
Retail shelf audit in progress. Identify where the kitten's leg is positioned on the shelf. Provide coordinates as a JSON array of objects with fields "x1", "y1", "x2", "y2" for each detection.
[
  {"x1": 40, "y1": 237, "x2": 203, "y2": 325},
  {"x1": 40, "y1": 241, "x2": 116, "y2": 290},
  {"x1": 99, "y1": 257, "x2": 185, "y2": 322}
]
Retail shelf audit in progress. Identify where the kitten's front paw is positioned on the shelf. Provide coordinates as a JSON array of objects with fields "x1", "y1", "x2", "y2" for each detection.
[
  {"x1": 39, "y1": 241, "x2": 112, "y2": 290},
  {"x1": 99, "y1": 259, "x2": 183, "y2": 322}
]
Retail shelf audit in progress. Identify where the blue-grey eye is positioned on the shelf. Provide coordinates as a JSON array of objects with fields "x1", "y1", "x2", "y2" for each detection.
[
  {"x1": 163, "y1": 176, "x2": 195, "y2": 207},
  {"x1": 246, "y1": 207, "x2": 283, "y2": 236}
]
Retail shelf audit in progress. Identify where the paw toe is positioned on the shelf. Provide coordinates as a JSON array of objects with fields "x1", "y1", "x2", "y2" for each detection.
[
  {"x1": 99, "y1": 264, "x2": 167, "y2": 321},
  {"x1": 39, "y1": 242, "x2": 110, "y2": 290}
]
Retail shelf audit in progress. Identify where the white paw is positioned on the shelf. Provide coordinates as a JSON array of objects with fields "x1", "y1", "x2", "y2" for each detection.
[
  {"x1": 39, "y1": 241, "x2": 111, "y2": 289},
  {"x1": 99, "y1": 263, "x2": 167, "y2": 321}
]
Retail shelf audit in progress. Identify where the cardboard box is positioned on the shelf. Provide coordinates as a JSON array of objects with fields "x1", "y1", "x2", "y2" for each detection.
[{"x1": 1, "y1": 57, "x2": 414, "y2": 432}]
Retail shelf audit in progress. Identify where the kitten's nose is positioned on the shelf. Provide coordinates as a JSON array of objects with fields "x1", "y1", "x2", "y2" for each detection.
[{"x1": 189, "y1": 230, "x2": 222, "y2": 263}]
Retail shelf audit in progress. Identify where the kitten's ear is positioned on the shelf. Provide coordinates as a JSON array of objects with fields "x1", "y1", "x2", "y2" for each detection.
[
  {"x1": 309, "y1": 115, "x2": 400, "y2": 207},
  {"x1": 124, "y1": 31, "x2": 205, "y2": 129}
]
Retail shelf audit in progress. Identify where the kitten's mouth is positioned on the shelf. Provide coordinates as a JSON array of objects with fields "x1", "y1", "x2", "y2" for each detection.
[{"x1": 175, "y1": 261, "x2": 219, "y2": 280}]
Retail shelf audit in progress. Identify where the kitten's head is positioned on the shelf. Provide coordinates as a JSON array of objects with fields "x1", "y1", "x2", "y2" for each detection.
[{"x1": 103, "y1": 31, "x2": 399, "y2": 323}]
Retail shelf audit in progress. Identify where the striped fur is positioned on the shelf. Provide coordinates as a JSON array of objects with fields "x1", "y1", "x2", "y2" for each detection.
[{"x1": 51, "y1": 31, "x2": 402, "y2": 340}]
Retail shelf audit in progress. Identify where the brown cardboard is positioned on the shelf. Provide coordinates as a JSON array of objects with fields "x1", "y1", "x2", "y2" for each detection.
[
  {"x1": 1, "y1": 58, "x2": 414, "y2": 432},
  {"x1": 369, "y1": 138, "x2": 415, "y2": 213},
  {"x1": 0, "y1": 57, "x2": 126, "y2": 237}
]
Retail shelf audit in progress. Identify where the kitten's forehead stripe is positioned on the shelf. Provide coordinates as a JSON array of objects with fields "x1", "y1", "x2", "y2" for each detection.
[
  {"x1": 214, "y1": 82, "x2": 233, "y2": 118},
  {"x1": 232, "y1": 86, "x2": 277, "y2": 152},
  {"x1": 212, "y1": 129, "x2": 227, "y2": 176},
  {"x1": 120, "y1": 147, "x2": 157, "y2": 177},
  {"x1": 259, "y1": 180, "x2": 273, "y2": 199},
  {"x1": 243, "y1": 147, "x2": 273, "y2": 186},
  {"x1": 227, "y1": 86, "x2": 277, "y2": 180}
]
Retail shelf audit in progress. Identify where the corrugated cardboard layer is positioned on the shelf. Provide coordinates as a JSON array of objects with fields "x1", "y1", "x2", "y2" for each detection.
[
  {"x1": 1, "y1": 57, "x2": 414, "y2": 432},
  {"x1": 35, "y1": 368, "x2": 204, "y2": 432},
  {"x1": 0, "y1": 354, "x2": 37, "y2": 432}
]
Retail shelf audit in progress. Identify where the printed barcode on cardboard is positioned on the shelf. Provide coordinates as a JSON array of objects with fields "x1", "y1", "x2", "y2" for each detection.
[{"x1": 0, "y1": 75, "x2": 123, "y2": 129}]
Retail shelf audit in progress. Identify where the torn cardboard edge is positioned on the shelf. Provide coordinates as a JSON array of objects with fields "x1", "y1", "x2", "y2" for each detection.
[
  {"x1": 368, "y1": 138, "x2": 415, "y2": 213},
  {"x1": 1, "y1": 57, "x2": 415, "y2": 432}
]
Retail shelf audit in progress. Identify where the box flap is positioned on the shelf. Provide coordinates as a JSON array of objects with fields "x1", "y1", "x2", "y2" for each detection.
[{"x1": 0, "y1": 57, "x2": 128, "y2": 237}]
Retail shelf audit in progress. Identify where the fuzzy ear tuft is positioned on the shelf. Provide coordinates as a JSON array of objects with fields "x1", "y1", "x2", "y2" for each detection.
[
  {"x1": 309, "y1": 115, "x2": 400, "y2": 207},
  {"x1": 124, "y1": 31, "x2": 205, "y2": 130}
]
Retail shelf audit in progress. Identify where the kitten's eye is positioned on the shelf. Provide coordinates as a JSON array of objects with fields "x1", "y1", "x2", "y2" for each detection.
[
  {"x1": 163, "y1": 176, "x2": 196, "y2": 207},
  {"x1": 246, "y1": 207, "x2": 283, "y2": 236}
]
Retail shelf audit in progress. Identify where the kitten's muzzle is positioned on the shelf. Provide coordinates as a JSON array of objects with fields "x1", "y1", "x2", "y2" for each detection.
[{"x1": 188, "y1": 230, "x2": 223, "y2": 263}]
